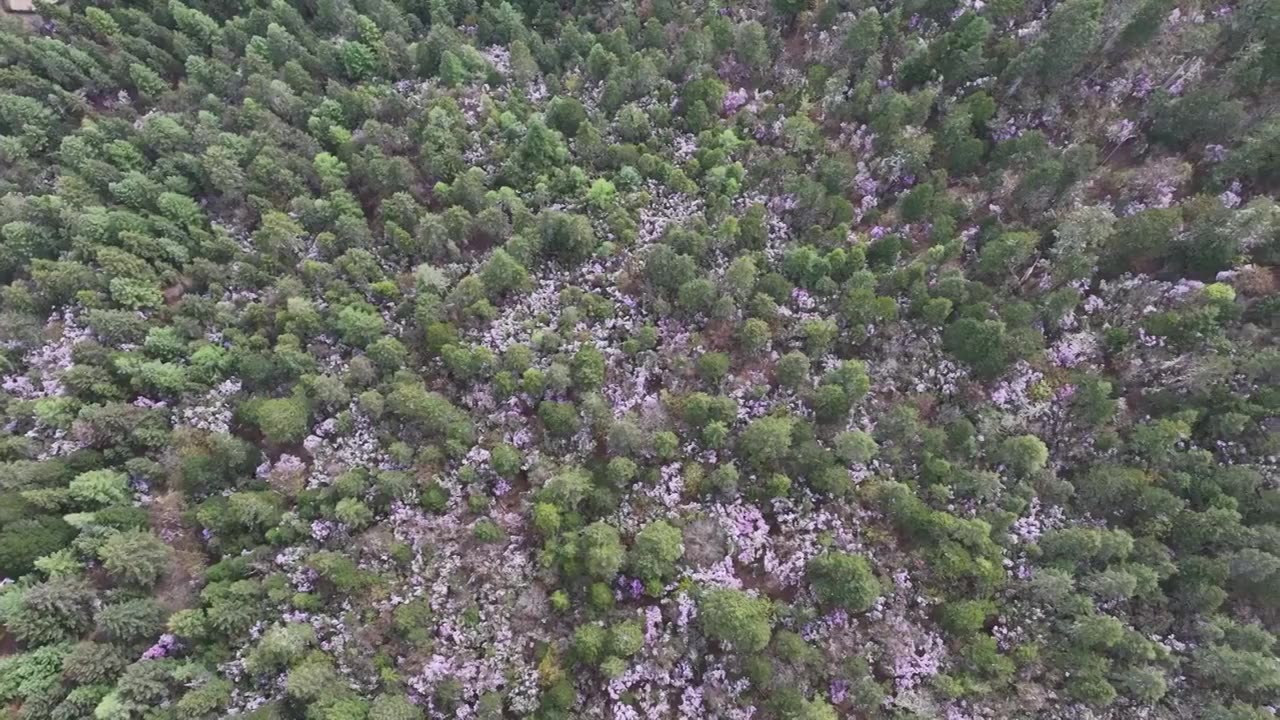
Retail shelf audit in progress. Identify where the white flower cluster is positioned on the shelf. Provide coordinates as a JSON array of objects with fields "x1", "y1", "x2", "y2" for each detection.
[
  {"x1": 179, "y1": 378, "x2": 242, "y2": 434},
  {"x1": 395, "y1": 508, "x2": 543, "y2": 717},
  {"x1": 303, "y1": 405, "x2": 390, "y2": 489},
  {"x1": 1, "y1": 307, "x2": 90, "y2": 400}
]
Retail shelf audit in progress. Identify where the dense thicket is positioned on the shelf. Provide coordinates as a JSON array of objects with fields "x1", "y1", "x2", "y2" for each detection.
[{"x1": 0, "y1": 0, "x2": 1278, "y2": 717}]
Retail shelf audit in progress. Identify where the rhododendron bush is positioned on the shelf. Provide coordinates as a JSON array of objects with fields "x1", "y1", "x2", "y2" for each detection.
[{"x1": 0, "y1": 0, "x2": 1278, "y2": 718}]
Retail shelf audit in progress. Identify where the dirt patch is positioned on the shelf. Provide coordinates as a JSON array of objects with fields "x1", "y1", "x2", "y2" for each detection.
[
  {"x1": 0, "y1": 628, "x2": 17, "y2": 657},
  {"x1": 460, "y1": 226, "x2": 501, "y2": 258},
  {"x1": 737, "y1": 560, "x2": 800, "y2": 603},
  {"x1": 148, "y1": 491, "x2": 208, "y2": 612},
  {"x1": 163, "y1": 280, "x2": 188, "y2": 306}
]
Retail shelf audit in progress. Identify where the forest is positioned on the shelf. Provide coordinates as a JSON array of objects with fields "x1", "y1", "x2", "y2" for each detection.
[{"x1": 0, "y1": 0, "x2": 1279, "y2": 717}]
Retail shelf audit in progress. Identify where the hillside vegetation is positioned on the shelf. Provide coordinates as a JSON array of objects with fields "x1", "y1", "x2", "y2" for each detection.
[{"x1": 0, "y1": 0, "x2": 1279, "y2": 718}]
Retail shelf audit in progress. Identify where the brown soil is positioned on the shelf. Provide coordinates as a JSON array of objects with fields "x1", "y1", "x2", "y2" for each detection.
[
  {"x1": 0, "y1": 629, "x2": 17, "y2": 657},
  {"x1": 737, "y1": 560, "x2": 801, "y2": 603},
  {"x1": 148, "y1": 491, "x2": 208, "y2": 612}
]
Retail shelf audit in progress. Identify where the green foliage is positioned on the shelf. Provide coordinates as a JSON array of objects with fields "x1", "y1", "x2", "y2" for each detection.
[
  {"x1": 0, "y1": 515, "x2": 76, "y2": 579},
  {"x1": 0, "y1": 643, "x2": 67, "y2": 704},
  {"x1": 286, "y1": 656, "x2": 340, "y2": 702},
  {"x1": 697, "y1": 352, "x2": 731, "y2": 385},
  {"x1": 807, "y1": 552, "x2": 881, "y2": 613},
  {"x1": 335, "y1": 305, "x2": 387, "y2": 348},
  {"x1": 69, "y1": 468, "x2": 131, "y2": 507},
  {"x1": 246, "y1": 623, "x2": 318, "y2": 673},
  {"x1": 539, "y1": 211, "x2": 597, "y2": 262},
  {"x1": 1027, "y1": 0, "x2": 1104, "y2": 86},
  {"x1": 572, "y1": 623, "x2": 607, "y2": 664},
  {"x1": 546, "y1": 96, "x2": 589, "y2": 137},
  {"x1": 480, "y1": 249, "x2": 529, "y2": 297},
  {"x1": 833, "y1": 430, "x2": 878, "y2": 465},
  {"x1": 976, "y1": 232, "x2": 1039, "y2": 283},
  {"x1": 538, "y1": 400, "x2": 580, "y2": 438},
  {"x1": 580, "y1": 521, "x2": 625, "y2": 580},
  {"x1": 739, "y1": 415, "x2": 795, "y2": 469},
  {"x1": 997, "y1": 435, "x2": 1049, "y2": 476},
  {"x1": 0, "y1": 578, "x2": 96, "y2": 646},
  {"x1": 629, "y1": 520, "x2": 684, "y2": 584},
  {"x1": 254, "y1": 396, "x2": 309, "y2": 445},
  {"x1": 334, "y1": 497, "x2": 374, "y2": 530},
  {"x1": 386, "y1": 382, "x2": 474, "y2": 448},
  {"x1": 490, "y1": 443, "x2": 522, "y2": 478},
  {"x1": 944, "y1": 316, "x2": 1012, "y2": 378},
  {"x1": 1194, "y1": 644, "x2": 1280, "y2": 697},
  {"x1": 518, "y1": 120, "x2": 570, "y2": 178},
  {"x1": 0, "y1": 2, "x2": 1273, "y2": 716},
  {"x1": 940, "y1": 599, "x2": 996, "y2": 636},
  {"x1": 97, "y1": 530, "x2": 171, "y2": 588},
  {"x1": 541, "y1": 467, "x2": 592, "y2": 511},
  {"x1": 174, "y1": 676, "x2": 232, "y2": 718},
  {"x1": 369, "y1": 694, "x2": 423, "y2": 720},
  {"x1": 96, "y1": 597, "x2": 166, "y2": 643},
  {"x1": 392, "y1": 599, "x2": 434, "y2": 648},
  {"x1": 700, "y1": 588, "x2": 773, "y2": 654},
  {"x1": 572, "y1": 345, "x2": 606, "y2": 391}
]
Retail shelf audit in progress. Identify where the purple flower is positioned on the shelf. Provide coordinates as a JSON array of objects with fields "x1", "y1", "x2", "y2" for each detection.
[
  {"x1": 311, "y1": 520, "x2": 336, "y2": 540},
  {"x1": 1106, "y1": 118, "x2": 1137, "y2": 144},
  {"x1": 1132, "y1": 73, "x2": 1155, "y2": 98},
  {"x1": 722, "y1": 88, "x2": 749, "y2": 115},
  {"x1": 1219, "y1": 181, "x2": 1243, "y2": 208},
  {"x1": 141, "y1": 633, "x2": 181, "y2": 659},
  {"x1": 613, "y1": 575, "x2": 645, "y2": 600},
  {"x1": 829, "y1": 679, "x2": 850, "y2": 704},
  {"x1": 1204, "y1": 144, "x2": 1228, "y2": 162}
]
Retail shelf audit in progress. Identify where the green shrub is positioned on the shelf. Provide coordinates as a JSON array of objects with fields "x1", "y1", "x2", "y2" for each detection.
[
  {"x1": 807, "y1": 552, "x2": 880, "y2": 613},
  {"x1": 97, "y1": 530, "x2": 171, "y2": 588},
  {"x1": 68, "y1": 469, "x2": 130, "y2": 507},
  {"x1": 699, "y1": 588, "x2": 772, "y2": 654},
  {"x1": 369, "y1": 693, "x2": 423, "y2": 720},
  {"x1": 580, "y1": 521, "x2": 624, "y2": 580},
  {"x1": 96, "y1": 597, "x2": 166, "y2": 643},
  {"x1": 0, "y1": 578, "x2": 96, "y2": 646},
  {"x1": 0, "y1": 643, "x2": 68, "y2": 705},
  {"x1": 254, "y1": 396, "x2": 309, "y2": 445},
  {"x1": 628, "y1": 520, "x2": 684, "y2": 584},
  {"x1": 0, "y1": 515, "x2": 76, "y2": 579}
]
